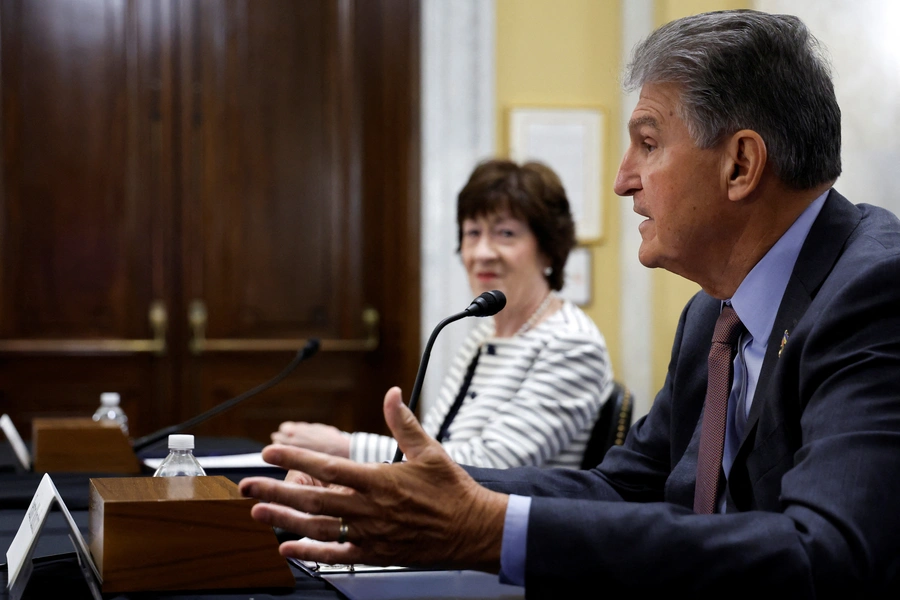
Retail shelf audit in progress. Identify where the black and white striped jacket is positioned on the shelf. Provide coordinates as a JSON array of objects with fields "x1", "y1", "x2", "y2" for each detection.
[{"x1": 349, "y1": 300, "x2": 613, "y2": 468}]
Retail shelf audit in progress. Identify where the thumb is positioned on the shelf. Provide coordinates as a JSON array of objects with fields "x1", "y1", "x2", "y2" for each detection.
[{"x1": 383, "y1": 386, "x2": 434, "y2": 461}]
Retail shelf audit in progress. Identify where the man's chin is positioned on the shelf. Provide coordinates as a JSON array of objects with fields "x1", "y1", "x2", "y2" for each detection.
[{"x1": 637, "y1": 246, "x2": 662, "y2": 269}]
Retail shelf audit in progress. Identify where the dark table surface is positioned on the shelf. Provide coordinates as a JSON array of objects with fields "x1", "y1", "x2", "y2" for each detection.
[
  {"x1": 0, "y1": 437, "x2": 523, "y2": 600},
  {"x1": 0, "y1": 553, "x2": 343, "y2": 600},
  {"x1": 0, "y1": 437, "x2": 347, "y2": 599}
]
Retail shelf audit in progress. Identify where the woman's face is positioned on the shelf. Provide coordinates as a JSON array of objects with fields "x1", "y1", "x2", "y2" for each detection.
[{"x1": 460, "y1": 211, "x2": 549, "y2": 307}]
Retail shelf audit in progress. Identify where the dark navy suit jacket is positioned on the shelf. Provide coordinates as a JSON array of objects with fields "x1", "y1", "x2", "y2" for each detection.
[{"x1": 470, "y1": 190, "x2": 900, "y2": 597}]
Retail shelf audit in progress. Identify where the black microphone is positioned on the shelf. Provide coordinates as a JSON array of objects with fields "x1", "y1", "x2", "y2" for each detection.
[
  {"x1": 131, "y1": 339, "x2": 321, "y2": 452},
  {"x1": 463, "y1": 290, "x2": 507, "y2": 317},
  {"x1": 391, "y1": 290, "x2": 506, "y2": 462}
]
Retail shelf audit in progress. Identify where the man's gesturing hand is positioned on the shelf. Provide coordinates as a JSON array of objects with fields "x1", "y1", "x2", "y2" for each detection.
[{"x1": 239, "y1": 386, "x2": 509, "y2": 572}]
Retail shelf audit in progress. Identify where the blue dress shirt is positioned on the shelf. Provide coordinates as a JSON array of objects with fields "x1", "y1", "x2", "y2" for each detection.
[
  {"x1": 724, "y1": 190, "x2": 826, "y2": 479},
  {"x1": 499, "y1": 190, "x2": 829, "y2": 586}
]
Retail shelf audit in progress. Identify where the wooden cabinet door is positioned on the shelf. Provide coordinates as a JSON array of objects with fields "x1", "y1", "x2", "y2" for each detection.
[
  {"x1": 179, "y1": 0, "x2": 380, "y2": 441},
  {"x1": 0, "y1": 0, "x2": 420, "y2": 444},
  {"x1": 0, "y1": 0, "x2": 172, "y2": 436}
]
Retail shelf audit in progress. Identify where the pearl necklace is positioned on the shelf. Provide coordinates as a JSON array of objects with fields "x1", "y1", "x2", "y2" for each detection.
[{"x1": 515, "y1": 291, "x2": 555, "y2": 337}]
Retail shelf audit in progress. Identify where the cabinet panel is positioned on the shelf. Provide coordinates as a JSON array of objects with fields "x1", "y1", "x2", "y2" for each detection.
[
  {"x1": 182, "y1": 0, "x2": 358, "y2": 339},
  {"x1": 0, "y1": 0, "x2": 158, "y2": 339},
  {"x1": 0, "y1": 0, "x2": 170, "y2": 436},
  {"x1": 0, "y1": 0, "x2": 420, "y2": 444}
]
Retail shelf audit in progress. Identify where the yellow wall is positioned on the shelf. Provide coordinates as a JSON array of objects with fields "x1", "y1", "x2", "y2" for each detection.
[
  {"x1": 496, "y1": 0, "x2": 623, "y2": 372},
  {"x1": 496, "y1": 0, "x2": 749, "y2": 396},
  {"x1": 657, "y1": 0, "x2": 750, "y2": 26}
]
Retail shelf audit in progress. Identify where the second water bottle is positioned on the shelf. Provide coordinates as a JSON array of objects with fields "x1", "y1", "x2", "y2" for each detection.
[{"x1": 153, "y1": 434, "x2": 206, "y2": 477}]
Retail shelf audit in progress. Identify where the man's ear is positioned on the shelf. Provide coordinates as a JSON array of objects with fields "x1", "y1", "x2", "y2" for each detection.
[{"x1": 724, "y1": 130, "x2": 766, "y2": 201}]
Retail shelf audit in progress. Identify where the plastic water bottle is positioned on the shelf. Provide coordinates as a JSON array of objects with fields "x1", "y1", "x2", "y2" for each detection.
[
  {"x1": 153, "y1": 434, "x2": 206, "y2": 477},
  {"x1": 92, "y1": 392, "x2": 129, "y2": 435}
]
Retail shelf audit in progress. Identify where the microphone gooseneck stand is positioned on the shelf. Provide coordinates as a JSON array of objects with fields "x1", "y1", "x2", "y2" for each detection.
[
  {"x1": 391, "y1": 290, "x2": 506, "y2": 463},
  {"x1": 131, "y1": 338, "x2": 321, "y2": 452}
]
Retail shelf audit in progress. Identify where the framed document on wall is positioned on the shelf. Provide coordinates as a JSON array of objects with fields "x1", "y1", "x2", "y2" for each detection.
[
  {"x1": 509, "y1": 106, "x2": 606, "y2": 242},
  {"x1": 559, "y1": 246, "x2": 592, "y2": 306}
]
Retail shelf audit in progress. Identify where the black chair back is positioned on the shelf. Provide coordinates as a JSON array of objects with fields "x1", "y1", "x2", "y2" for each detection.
[{"x1": 580, "y1": 381, "x2": 634, "y2": 469}]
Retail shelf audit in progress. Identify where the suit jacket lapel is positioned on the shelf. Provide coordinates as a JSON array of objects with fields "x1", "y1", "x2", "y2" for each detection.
[{"x1": 739, "y1": 190, "x2": 862, "y2": 449}]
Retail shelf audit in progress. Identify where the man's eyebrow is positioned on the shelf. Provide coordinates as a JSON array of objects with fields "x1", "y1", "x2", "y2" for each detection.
[{"x1": 628, "y1": 115, "x2": 660, "y2": 131}]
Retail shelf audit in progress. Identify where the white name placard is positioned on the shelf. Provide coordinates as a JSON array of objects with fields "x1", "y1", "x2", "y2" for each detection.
[
  {"x1": 0, "y1": 414, "x2": 31, "y2": 471},
  {"x1": 5, "y1": 473, "x2": 101, "y2": 600}
]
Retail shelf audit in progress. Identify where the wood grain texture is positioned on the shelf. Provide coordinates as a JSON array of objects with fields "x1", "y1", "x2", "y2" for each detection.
[
  {"x1": 89, "y1": 475, "x2": 294, "y2": 592},
  {"x1": 0, "y1": 0, "x2": 420, "y2": 443},
  {"x1": 31, "y1": 417, "x2": 141, "y2": 473}
]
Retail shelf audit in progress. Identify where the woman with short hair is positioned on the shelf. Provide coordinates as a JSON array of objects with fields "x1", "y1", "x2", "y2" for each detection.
[{"x1": 273, "y1": 159, "x2": 613, "y2": 468}]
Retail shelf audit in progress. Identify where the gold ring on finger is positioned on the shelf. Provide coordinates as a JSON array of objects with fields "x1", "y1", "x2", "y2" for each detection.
[{"x1": 337, "y1": 518, "x2": 349, "y2": 544}]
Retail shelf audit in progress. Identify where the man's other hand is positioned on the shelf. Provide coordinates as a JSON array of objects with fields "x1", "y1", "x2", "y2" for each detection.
[{"x1": 271, "y1": 421, "x2": 350, "y2": 458}]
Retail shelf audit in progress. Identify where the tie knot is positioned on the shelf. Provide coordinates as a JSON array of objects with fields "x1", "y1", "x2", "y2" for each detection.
[{"x1": 713, "y1": 305, "x2": 743, "y2": 345}]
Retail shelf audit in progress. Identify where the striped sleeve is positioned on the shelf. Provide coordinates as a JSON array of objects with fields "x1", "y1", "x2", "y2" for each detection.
[
  {"x1": 439, "y1": 328, "x2": 613, "y2": 469},
  {"x1": 348, "y1": 431, "x2": 398, "y2": 463}
]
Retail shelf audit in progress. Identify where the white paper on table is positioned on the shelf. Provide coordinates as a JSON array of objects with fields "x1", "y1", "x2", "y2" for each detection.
[
  {"x1": 142, "y1": 452, "x2": 273, "y2": 470},
  {"x1": 290, "y1": 557, "x2": 408, "y2": 576}
]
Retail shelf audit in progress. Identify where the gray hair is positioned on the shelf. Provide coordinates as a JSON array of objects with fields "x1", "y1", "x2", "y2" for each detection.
[{"x1": 624, "y1": 10, "x2": 841, "y2": 190}]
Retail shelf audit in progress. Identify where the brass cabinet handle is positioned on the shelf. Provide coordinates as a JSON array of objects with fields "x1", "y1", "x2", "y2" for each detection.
[
  {"x1": 0, "y1": 300, "x2": 168, "y2": 356},
  {"x1": 188, "y1": 299, "x2": 379, "y2": 355}
]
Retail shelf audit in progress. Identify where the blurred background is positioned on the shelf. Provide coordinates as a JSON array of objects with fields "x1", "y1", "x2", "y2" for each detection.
[{"x1": 1, "y1": 0, "x2": 896, "y2": 443}]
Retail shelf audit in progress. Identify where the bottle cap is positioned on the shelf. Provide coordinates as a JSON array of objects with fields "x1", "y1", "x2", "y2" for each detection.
[
  {"x1": 168, "y1": 434, "x2": 195, "y2": 450},
  {"x1": 100, "y1": 392, "x2": 120, "y2": 406}
]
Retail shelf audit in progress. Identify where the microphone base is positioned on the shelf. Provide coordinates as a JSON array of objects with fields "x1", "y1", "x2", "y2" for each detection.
[{"x1": 32, "y1": 418, "x2": 141, "y2": 474}]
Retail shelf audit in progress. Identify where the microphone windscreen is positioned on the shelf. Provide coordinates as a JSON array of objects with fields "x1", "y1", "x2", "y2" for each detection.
[{"x1": 465, "y1": 290, "x2": 507, "y2": 317}]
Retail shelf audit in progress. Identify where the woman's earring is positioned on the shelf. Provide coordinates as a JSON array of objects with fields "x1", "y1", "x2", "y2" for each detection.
[{"x1": 543, "y1": 266, "x2": 553, "y2": 277}]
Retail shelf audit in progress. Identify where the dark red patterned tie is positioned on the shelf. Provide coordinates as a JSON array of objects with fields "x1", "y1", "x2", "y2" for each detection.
[{"x1": 694, "y1": 305, "x2": 743, "y2": 514}]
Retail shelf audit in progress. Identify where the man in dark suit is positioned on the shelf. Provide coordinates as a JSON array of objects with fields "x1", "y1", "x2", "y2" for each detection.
[{"x1": 239, "y1": 10, "x2": 900, "y2": 596}]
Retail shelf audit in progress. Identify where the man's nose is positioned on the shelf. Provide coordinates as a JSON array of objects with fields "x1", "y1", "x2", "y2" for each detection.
[{"x1": 614, "y1": 150, "x2": 641, "y2": 197}]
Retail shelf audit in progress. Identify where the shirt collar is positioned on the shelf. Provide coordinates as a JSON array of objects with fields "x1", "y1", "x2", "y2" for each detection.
[{"x1": 729, "y1": 190, "x2": 829, "y2": 343}]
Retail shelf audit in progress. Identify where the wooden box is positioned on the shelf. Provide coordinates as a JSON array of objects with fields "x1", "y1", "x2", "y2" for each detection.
[
  {"x1": 32, "y1": 417, "x2": 141, "y2": 473},
  {"x1": 89, "y1": 476, "x2": 295, "y2": 593}
]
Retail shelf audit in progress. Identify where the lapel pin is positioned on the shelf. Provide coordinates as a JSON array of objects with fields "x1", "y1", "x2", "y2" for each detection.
[{"x1": 778, "y1": 330, "x2": 790, "y2": 358}]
